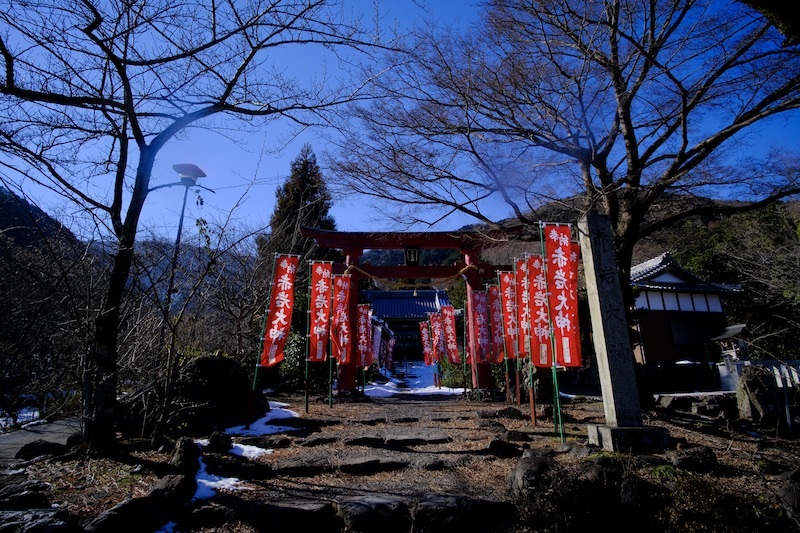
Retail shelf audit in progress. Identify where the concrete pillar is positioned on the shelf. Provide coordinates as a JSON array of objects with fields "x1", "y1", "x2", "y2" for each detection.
[{"x1": 577, "y1": 215, "x2": 668, "y2": 452}]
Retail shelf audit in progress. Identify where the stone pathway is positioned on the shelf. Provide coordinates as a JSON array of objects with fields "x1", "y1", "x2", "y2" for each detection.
[
  {"x1": 171, "y1": 392, "x2": 575, "y2": 532},
  {"x1": 0, "y1": 417, "x2": 81, "y2": 461}
]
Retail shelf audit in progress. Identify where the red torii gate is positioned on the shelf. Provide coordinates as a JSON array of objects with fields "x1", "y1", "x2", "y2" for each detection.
[{"x1": 300, "y1": 226, "x2": 514, "y2": 390}]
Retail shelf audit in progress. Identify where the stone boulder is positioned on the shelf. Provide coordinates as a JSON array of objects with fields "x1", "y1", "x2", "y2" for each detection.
[
  {"x1": 14, "y1": 439, "x2": 70, "y2": 460},
  {"x1": 337, "y1": 496, "x2": 410, "y2": 533},
  {"x1": 665, "y1": 445, "x2": 718, "y2": 474},
  {"x1": 736, "y1": 365, "x2": 783, "y2": 428},
  {"x1": 82, "y1": 474, "x2": 195, "y2": 532},
  {"x1": 171, "y1": 355, "x2": 271, "y2": 436},
  {"x1": 0, "y1": 509, "x2": 81, "y2": 532},
  {"x1": 170, "y1": 436, "x2": 201, "y2": 475},
  {"x1": 508, "y1": 451, "x2": 557, "y2": 498},
  {"x1": 0, "y1": 479, "x2": 51, "y2": 510},
  {"x1": 411, "y1": 494, "x2": 516, "y2": 532}
]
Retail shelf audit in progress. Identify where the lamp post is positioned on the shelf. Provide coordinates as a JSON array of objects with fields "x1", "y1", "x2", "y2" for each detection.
[
  {"x1": 149, "y1": 163, "x2": 210, "y2": 420},
  {"x1": 150, "y1": 163, "x2": 209, "y2": 314},
  {"x1": 165, "y1": 163, "x2": 207, "y2": 315}
]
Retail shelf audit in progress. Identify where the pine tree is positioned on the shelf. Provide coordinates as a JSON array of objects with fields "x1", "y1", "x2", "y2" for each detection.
[
  {"x1": 269, "y1": 144, "x2": 337, "y2": 252},
  {"x1": 258, "y1": 144, "x2": 342, "y2": 332}
]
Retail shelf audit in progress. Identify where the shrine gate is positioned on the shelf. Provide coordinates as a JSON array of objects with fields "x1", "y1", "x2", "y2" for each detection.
[{"x1": 300, "y1": 226, "x2": 513, "y2": 390}]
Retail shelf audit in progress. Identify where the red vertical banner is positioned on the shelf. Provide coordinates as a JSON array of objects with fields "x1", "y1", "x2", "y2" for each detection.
[
  {"x1": 567, "y1": 242, "x2": 583, "y2": 366},
  {"x1": 471, "y1": 290, "x2": 490, "y2": 363},
  {"x1": 259, "y1": 254, "x2": 299, "y2": 367},
  {"x1": 331, "y1": 274, "x2": 352, "y2": 364},
  {"x1": 487, "y1": 284, "x2": 505, "y2": 364},
  {"x1": 356, "y1": 304, "x2": 373, "y2": 367},
  {"x1": 441, "y1": 304, "x2": 460, "y2": 364},
  {"x1": 544, "y1": 225, "x2": 582, "y2": 367},
  {"x1": 529, "y1": 254, "x2": 553, "y2": 367},
  {"x1": 498, "y1": 271, "x2": 518, "y2": 359},
  {"x1": 308, "y1": 261, "x2": 333, "y2": 362},
  {"x1": 429, "y1": 312, "x2": 444, "y2": 363},
  {"x1": 515, "y1": 258, "x2": 531, "y2": 359},
  {"x1": 419, "y1": 321, "x2": 434, "y2": 365}
]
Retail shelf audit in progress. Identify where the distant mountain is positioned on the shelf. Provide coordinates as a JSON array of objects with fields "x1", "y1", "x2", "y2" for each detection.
[{"x1": 0, "y1": 187, "x2": 77, "y2": 247}]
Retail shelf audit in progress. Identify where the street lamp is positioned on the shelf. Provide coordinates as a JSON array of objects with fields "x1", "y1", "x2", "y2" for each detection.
[
  {"x1": 149, "y1": 163, "x2": 210, "y2": 414},
  {"x1": 150, "y1": 163, "x2": 208, "y2": 315}
]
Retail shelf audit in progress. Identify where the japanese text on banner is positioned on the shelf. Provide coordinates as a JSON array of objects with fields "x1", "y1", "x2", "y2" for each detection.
[
  {"x1": 419, "y1": 321, "x2": 434, "y2": 365},
  {"x1": 356, "y1": 304, "x2": 373, "y2": 367},
  {"x1": 441, "y1": 305, "x2": 461, "y2": 364},
  {"x1": 544, "y1": 224, "x2": 582, "y2": 367},
  {"x1": 259, "y1": 254, "x2": 299, "y2": 367},
  {"x1": 487, "y1": 285, "x2": 505, "y2": 364},
  {"x1": 308, "y1": 261, "x2": 332, "y2": 362},
  {"x1": 498, "y1": 271, "x2": 518, "y2": 359},
  {"x1": 529, "y1": 254, "x2": 553, "y2": 367},
  {"x1": 331, "y1": 274, "x2": 352, "y2": 364}
]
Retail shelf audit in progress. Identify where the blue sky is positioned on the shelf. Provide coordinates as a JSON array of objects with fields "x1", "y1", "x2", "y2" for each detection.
[
  {"x1": 13, "y1": 0, "x2": 799, "y2": 244},
  {"x1": 143, "y1": 1, "x2": 486, "y2": 242}
]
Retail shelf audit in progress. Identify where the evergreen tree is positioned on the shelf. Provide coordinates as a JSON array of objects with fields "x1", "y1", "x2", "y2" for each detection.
[
  {"x1": 257, "y1": 144, "x2": 342, "y2": 385},
  {"x1": 269, "y1": 144, "x2": 337, "y2": 252},
  {"x1": 670, "y1": 203, "x2": 800, "y2": 360}
]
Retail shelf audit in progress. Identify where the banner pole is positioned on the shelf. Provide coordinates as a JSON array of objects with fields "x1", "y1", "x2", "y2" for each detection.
[
  {"x1": 474, "y1": 292, "x2": 482, "y2": 402},
  {"x1": 250, "y1": 252, "x2": 280, "y2": 429},
  {"x1": 525, "y1": 257, "x2": 535, "y2": 422},
  {"x1": 540, "y1": 223, "x2": 565, "y2": 442},
  {"x1": 513, "y1": 259, "x2": 523, "y2": 407},
  {"x1": 461, "y1": 309, "x2": 468, "y2": 396},
  {"x1": 328, "y1": 355, "x2": 334, "y2": 408},
  {"x1": 328, "y1": 276, "x2": 334, "y2": 408},
  {"x1": 304, "y1": 261, "x2": 313, "y2": 414},
  {"x1": 504, "y1": 356, "x2": 510, "y2": 403},
  {"x1": 498, "y1": 272, "x2": 511, "y2": 404}
]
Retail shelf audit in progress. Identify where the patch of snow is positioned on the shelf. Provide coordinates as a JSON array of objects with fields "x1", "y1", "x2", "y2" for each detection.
[
  {"x1": 231, "y1": 443, "x2": 273, "y2": 459},
  {"x1": 193, "y1": 456, "x2": 248, "y2": 501}
]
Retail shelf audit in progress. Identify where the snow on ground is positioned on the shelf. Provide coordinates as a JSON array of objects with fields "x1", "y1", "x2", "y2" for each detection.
[
  {"x1": 0, "y1": 407, "x2": 41, "y2": 430},
  {"x1": 187, "y1": 361, "x2": 455, "y2": 505},
  {"x1": 364, "y1": 360, "x2": 467, "y2": 398}
]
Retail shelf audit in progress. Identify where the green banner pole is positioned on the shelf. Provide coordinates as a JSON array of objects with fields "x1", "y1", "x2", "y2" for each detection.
[
  {"x1": 249, "y1": 253, "x2": 280, "y2": 429},
  {"x1": 540, "y1": 223, "x2": 565, "y2": 442},
  {"x1": 304, "y1": 262, "x2": 312, "y2": 414},
  {"x1": 328, "y1": 355, "x2": 334, "y2": 408}
]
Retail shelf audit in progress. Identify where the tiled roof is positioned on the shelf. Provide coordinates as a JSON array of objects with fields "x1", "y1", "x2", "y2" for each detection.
[
  {"x1": 630, "y1": 252, "x2": 686, "y2": 281},
  {"x1": 630, "y1": 252, "x2": 742, "y2": 294},
  {"x1": 364, "y1": 290, "x2": 450, "y2": 319}
]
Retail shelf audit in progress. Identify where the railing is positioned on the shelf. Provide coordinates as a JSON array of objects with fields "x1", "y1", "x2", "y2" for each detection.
[{"x1": 719, "y1": 358, "x2": 800, "y2": 391}]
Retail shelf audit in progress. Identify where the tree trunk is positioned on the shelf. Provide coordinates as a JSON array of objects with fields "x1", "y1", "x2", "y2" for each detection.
[
  {"x1": 83, "y1": 156, "x2": 153, "y2": 454},
  {"x1": 84, "y1": 245, "x2": 135, "y2": 453}
]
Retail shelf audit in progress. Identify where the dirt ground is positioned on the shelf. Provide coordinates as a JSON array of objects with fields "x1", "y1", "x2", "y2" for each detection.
[{"x1": 20, "y1": 389, "x2": 800, "y2": 532}]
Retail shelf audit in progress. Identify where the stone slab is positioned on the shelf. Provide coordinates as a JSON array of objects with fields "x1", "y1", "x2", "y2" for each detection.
[{"x1": 587, "y1": 424, "x2": 669, "y2": 453}]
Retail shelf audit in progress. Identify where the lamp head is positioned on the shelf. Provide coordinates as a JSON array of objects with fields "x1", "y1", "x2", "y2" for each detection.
[{"x1": 173, "y1": 163, "x2": 207, "y2": 186}]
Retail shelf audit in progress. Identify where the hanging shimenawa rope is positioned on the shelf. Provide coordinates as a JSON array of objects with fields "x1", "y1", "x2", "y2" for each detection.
[{"x1": 343, "y1": 263, "x2": 480, "y2": 288}]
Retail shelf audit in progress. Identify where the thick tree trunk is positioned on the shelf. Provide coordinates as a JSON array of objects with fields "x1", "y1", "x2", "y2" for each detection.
[
  {"x1": 84, "y1": 245, "x2": 134, "y2": 454},
  {"x1": 82, "y1": 156, "x2": 153, "y2": 455}
]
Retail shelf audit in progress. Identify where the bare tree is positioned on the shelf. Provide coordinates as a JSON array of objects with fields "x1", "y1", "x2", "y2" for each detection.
[
  {"x1": 327, "y1": 0, "x2": 800, "y2": 304},
  {"x1": 0, "y1": 190, "x2": 101, "y2": 425},
  {"x1": 0, "y1": 0, "x2": 387, "y2": 453}
]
